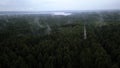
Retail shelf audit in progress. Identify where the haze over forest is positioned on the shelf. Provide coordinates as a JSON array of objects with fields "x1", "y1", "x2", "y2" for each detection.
[{"x1": 0, "y1": 0, "x2": 120, "y2": 68}]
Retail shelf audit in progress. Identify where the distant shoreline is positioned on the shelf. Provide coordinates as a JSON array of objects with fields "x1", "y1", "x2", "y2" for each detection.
[{"x1": 0, "y1": 10, "x2": 119, "y2": 16}]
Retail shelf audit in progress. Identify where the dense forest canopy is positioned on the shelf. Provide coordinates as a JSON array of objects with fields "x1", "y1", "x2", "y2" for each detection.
[{"x1": 0, "y1": 11, "x2": 120, "y2": 68}]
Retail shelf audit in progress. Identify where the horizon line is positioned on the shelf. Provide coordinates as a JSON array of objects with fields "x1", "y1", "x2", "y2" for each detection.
[{"x1": 0, "y1": 9, "x2": 120, "y2": 12}]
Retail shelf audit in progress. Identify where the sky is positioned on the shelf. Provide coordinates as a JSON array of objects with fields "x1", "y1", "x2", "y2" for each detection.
[{"x1": 0, "y1": 0, "x2": 120, "y2": 11}]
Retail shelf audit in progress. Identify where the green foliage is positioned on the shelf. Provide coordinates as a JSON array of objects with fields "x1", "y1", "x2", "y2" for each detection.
[{"x1": 0, "y1": 11, "x2": 120, "y2": 68}]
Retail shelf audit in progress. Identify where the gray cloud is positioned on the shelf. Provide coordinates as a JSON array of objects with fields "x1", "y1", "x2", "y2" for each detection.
[{"x1": 0, "y1": 0, "x2": 120, "y2": 11}]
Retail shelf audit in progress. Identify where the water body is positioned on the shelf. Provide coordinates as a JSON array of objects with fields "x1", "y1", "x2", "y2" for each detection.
[{"x1": 52, "y1": 12, "x2": 72, "y2": 16}]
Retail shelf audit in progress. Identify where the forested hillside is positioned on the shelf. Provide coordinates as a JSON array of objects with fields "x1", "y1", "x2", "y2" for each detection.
[{"x1": 0, "y1": 11, "x2": 120, "y2": 68}]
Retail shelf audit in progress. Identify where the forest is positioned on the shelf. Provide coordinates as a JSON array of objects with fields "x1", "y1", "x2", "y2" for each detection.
[{"x1": 0, "y1": 11, "x2": 120, "y2": 68}]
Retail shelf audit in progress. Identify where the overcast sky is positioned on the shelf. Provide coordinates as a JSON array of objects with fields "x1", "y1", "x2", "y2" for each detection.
[{"x1": 0, "y1": 0, "x2": 120, "y2": 11}]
